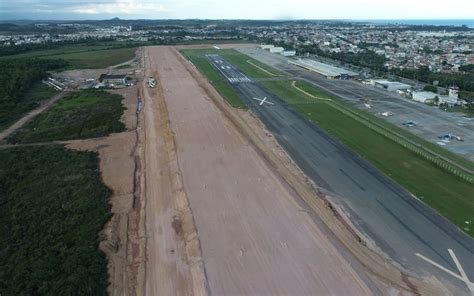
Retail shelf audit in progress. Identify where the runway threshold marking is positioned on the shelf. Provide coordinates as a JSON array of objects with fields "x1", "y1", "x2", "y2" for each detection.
[
  {"x1": 252, "y1": 97, "x2": 274, "y2": 106},
  {"x1": 206, "y1": 55, "x2": 233, "y2": 83},
  {"x1": 416, "y1": 249, "x2": 474, "y2": 294}
]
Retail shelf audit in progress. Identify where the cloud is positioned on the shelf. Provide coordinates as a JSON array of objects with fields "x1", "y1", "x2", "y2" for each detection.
[
  {"x1": 1, "y1": 0, "x2": 474, "y2": 20},
  {"x1": 68, "y1": 0, "x2": 167, "y2": 15}
]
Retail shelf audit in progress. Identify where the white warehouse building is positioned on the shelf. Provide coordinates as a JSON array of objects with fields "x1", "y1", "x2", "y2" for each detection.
[
  {"x1": 371, "y1": 80, "x2": 411, "y2": 92},
  {"x1": 412, "y1": 91, "x2": 437, "y2": 103},
  {"x1": 281, "y1": 50, "x2": 296, "y2": 57},
  {"x1": 258, "y1": 44, "x2": 274, "y2": 50},
  {"x1": 269, "y1": 47, "x2": 284, "y2": 54},
  {"x1": 288, "y1": 59, "x2": 358, "y2": 79}
]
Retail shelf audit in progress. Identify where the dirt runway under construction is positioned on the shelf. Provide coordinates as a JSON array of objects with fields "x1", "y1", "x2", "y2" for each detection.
[{"x1": 142, "y1": 45, "x2": 386, "y2": 295}]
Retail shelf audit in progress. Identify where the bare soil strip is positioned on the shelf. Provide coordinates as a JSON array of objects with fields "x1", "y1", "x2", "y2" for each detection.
[
  {"x1": 143, "y1": 45, "x2": 392, "y2": 295},
  {"x1": 142, "y1": 47, "x2": 208, "y2": 296},
  {"x1": 172, "y1": 46, "x2": 450, "y2": 295},
  {"x1": 65, "y1": 84, "x2": 144, "y2": 295}
]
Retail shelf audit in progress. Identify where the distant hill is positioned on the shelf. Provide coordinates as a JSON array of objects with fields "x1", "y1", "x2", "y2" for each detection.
[{"x1": 0, "y1": 23, "x2": 20, "y2": 30}]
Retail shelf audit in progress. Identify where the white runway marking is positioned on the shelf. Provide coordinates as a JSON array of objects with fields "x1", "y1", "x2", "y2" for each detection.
[
  {"x1": 449, "y1": 249, "x2": 470, "y2": 286},
  {"x1": 416, "y1": 249, "x2": 474, "y2": 295},
  {"x1": 252, "y1": 97, "x2": 274, "y2": 106}
]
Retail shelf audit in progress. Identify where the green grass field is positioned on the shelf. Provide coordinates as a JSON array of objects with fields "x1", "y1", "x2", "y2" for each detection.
[
  {"x1": 180, "y1": 48, "x2": 286, "y2": 109},
  {"x1": 53, "y1": 47, "x2": 135, "y2": 69},
  {"x1": 0, "y1": 145, "x2": 110, "y2": 295},
  {"x1": 180, "y1": 49, "x2": 246, "y2": 108},
  {"x1": 260, "y1": 79, "x2": 474, "y2": 236},
  {"x1": 9, "y1": 89, "x2": 126, "y2": 143},
  {"x1": 0, "y1": 44, "x2": 136, "y2": 69},
  {"x1": 180, "y1": 48, "x2": 474, "y2": 235},
  {"x1": 0, "y1": 44, "x2": 110, "y2": 59},
  {"x1": 181, "y1": 48, "x2": 282, "y2": 78},
  {"x1": 295, "y1": 81, "x2": 474, "y2": 172},
  {"x1": 0, "y1": 82, "x2": 57, "y2": 131}
]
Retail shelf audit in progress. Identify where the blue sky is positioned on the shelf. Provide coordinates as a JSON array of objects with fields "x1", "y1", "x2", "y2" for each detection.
[{"x1": 1, "y1": 0, "x2": 473, "y2": 20}]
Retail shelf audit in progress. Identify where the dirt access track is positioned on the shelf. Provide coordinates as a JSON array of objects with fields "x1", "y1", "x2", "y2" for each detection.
[{"x1": 140, "y1": 45, "x2": 424, "y2": 295}]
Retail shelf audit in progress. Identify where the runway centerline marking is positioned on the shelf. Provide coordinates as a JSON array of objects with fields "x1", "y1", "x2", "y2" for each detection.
[{"x1": 416, "y1": 249, "x2": 474, "y2": 294}]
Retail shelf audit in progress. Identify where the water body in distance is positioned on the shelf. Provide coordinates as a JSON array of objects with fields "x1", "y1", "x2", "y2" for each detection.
[{"x1": 359, "y1": 19, "x2": 474, "y2": 28}]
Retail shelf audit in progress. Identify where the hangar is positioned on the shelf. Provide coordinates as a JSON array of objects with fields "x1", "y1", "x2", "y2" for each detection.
[
  {"x1": 288, "y1": 58, "x2": 358, "y2": 79},
  {"x1": 101, "y1": 74, "x2": 127, "y2": 86},
  {"x1": 371, "y1": 79, "x2": 411, "y2": 92}
]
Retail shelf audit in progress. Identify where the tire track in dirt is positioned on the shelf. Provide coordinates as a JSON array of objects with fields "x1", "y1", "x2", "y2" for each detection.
[
  {"x1": 173, "y1": 46, "x2": 447, "y2": 296},
  {"x1": 148, "y1": 45, "x2": 382, "y2": 295},
  {"x1": 142, "y1": 47, "x2": 208, "y2": 296}
]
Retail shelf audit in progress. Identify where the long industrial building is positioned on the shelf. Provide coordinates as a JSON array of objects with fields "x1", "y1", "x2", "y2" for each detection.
[
  {"x1": 371, "y1": 79, "x2": 411, "y2": 92},
  {"x1": 288, "y1": 58, "x2": 358, "y2": 79}
]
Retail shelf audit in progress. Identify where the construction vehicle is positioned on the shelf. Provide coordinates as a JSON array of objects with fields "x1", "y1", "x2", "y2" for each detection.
[{"x1": 147, "y1": 77, "x2": 156, "y2": 88}]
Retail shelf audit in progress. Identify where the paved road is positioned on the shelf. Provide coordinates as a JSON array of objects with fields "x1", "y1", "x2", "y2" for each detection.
[
  {"x1": 239, "y1": 48, "x2": 474, "y2": 162},
  {"x1": 207, "y1": 54, "x2": 474, "y2": 295}
]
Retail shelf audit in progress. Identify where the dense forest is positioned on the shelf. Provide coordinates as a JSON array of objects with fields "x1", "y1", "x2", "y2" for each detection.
[
  {"x1": 459, "y1": 64, "x2": 474, "y2": 73},
  {"x1": 0, "y1": 146, "x2": 110, "y2": 295},
  {"x1": 0, "y1": 58, "x2": 67, "y2": 99},
  {"x1": 0, "y1": 58, "x2": 67, "y2": 129}
]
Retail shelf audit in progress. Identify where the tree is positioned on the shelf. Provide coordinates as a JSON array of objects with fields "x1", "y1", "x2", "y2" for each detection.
[
  {"x1": 459, "y1": 64, "x2": 474, "y2": 73},
  {"x1": 423, "y1": 85, "x2": 438, "y2": 93}
]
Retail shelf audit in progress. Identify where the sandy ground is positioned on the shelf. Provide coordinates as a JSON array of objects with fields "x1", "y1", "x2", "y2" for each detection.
[
  {"x1": 66, "y1": 84, "x2": 144, "y2": 296},
  {"x1": 141, "y1": 44, "x2": 210, "y2": 296},
  {"x1": 0, "y1": 48, "x2": 144, "y2": 294},
  {"x1": 143, "y1": 45, "x2": 386, "y2": 295},
  {"x1": 56, "y1": 49, "x2": 141, "y2": 90},
  {"x1": 1, "y1": 43, "x2": 442, "y2": 295}
]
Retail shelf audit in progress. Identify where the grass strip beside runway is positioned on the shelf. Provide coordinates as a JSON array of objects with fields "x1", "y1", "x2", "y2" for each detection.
[
  {"x1": 181, "y1": 49, "x2": 248, "y2": 108},
  {"x1": 261, "y1": 79, "x2": 474, "y2": 236}
]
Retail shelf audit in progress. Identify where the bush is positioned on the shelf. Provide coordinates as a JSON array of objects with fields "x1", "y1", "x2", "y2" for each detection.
[
  {"x1": 9, "y1": 89, "x2": 126, "y2": 143},
  {"x1": 423, "y1": 84, "x2": 438, "y2": 93}
]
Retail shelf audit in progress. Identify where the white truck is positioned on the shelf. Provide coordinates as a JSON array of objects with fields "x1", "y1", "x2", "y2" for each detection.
[{"x1": 147, "y1": 77, "x2": 156, "y2": 88}]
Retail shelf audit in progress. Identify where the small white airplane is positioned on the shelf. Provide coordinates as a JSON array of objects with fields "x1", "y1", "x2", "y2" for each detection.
[
  {"x1": 252, "y1": 97, "x2": 274, "y2": 106},
  {"x1": 380, "y1": 111, "x2": 393, "y2": 117},
  {"x1": 364, "y1": 103, "x2": 372, "y2": 109}
]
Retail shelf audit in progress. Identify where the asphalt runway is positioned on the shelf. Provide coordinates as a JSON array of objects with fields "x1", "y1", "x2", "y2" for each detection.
[
  {"x1": 207, "y1": 54, "x2": 474, "y2": 295},
  {"x1": 239, "y1": 48, "x2": 474, "y2": 162}
]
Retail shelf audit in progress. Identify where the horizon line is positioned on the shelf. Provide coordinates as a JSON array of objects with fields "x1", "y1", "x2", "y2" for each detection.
[{"x1": 1, "y1": 17, "x2": 473, "y2": 22}]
